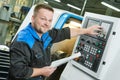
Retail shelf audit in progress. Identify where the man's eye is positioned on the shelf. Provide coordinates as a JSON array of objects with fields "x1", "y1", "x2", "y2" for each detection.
[
  {"x1": 40, "y1": 18, "x2": 45, "y2": 20},
  {"x1": 49, "y1": 20, "x2": 52, "y2": 22}
]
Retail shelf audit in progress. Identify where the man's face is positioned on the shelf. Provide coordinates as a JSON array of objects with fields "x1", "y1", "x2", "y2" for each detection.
[{"x1": 32, "y1": 8, "x2": 53, "y2": 34}]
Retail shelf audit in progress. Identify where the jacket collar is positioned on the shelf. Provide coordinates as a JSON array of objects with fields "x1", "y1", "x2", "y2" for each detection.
[{"x1": 26, "y1": 23, "x2": 52, "y2": 49}]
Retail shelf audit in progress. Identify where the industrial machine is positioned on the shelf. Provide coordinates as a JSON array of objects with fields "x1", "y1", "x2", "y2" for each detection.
[
  {"x1": 1, "y1": 4, "x2": 120, "y2": 80},
  {"x1": 60, "y1": 12, "x2": 120, "y2": 80},
  {"x1": 0, "y1": 45, "x2": 10, "y2": 80}
]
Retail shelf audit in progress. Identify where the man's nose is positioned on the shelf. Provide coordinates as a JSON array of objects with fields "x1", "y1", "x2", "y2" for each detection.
[{"x1": 45, "y1": 20, "x2": 50, "y2": 26}]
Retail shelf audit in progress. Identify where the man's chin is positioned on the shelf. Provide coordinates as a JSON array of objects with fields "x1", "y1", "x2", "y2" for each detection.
[
  {"x1": 43, "y1": 29, "x2": 49, "y2": 33},
  {"x1": 39, "y1": 29, "x2": 48, "y2": 33}
]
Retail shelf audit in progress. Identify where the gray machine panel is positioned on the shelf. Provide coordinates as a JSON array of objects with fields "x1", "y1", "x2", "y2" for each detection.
[{"x1": 72, "y1": 17, "x2": 113, "y2": 72}]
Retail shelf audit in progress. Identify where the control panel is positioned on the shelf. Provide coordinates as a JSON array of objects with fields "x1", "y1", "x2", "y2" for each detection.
[{"x1": 73, "y1": 17, "x2": 113, "y2": 72}]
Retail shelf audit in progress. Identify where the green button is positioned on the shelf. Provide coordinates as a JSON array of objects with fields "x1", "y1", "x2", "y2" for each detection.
[
  {"x1": 97, "y1": 50, "x2": 102, "y2": 53},
  {"x1": 95, "y1": 43, "x2": 99, "y2": 46}
]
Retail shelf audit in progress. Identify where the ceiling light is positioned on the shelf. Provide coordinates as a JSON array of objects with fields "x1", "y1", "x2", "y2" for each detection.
[
  {"x1": 54, "y1": 0, "x2": 61, "y2": 2},
  {"x1": 101, "y1": 1, "x2": 120, "y2": 12},
  {"x1": 44, "y1": 1, "x2": 48, "y2": 4},
  {"x1": 67, "y1": 4, "x2": 81, "y2": 11}
]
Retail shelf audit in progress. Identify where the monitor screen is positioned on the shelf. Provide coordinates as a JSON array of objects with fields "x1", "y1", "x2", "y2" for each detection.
[
  {"x1": 100, "y1": 22, "x2": 111, "y2": 39},
  {"x1": 85, "y1": 18, "x2": 112, "y2": 40},
  {"x1": 87, "y1": 19, "x2": 100, "y2": 28}
]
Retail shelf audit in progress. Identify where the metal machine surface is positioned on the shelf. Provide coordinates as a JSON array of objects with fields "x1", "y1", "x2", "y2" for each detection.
[{"x1": 60, "y1": 12, "x2": 120, "y2": 80}]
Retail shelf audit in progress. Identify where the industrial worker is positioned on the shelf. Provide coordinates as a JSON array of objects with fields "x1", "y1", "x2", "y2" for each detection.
[{"x1": 9, "y1": 3, "x2": 102, "y2": 80}]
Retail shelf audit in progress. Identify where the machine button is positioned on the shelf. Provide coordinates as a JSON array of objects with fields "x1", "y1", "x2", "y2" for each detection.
[
  {"x1": 96, "y1": 54, "x2": 100, "y2": 58},
  {"x1": 97, "y1": 50, "x2": 102, "y2": 54},
  {"x1": 95, "y1": 42, "x2": 99, "y2": 46},
  {"x1": 81, "y1": 38, "x2": 85, "y2": 41},
  {"x1": 86, "y1": 40, "x2": 90, "y2": 44}
]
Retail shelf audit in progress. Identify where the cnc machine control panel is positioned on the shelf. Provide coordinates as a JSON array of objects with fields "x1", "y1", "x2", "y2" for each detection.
[{"x1": 73, "y1": 17, "x2": 113, "y2": 72}]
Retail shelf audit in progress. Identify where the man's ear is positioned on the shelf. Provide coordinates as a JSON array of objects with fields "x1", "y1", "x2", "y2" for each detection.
[{"x1": 31, "y1": 15, "x2": 34, "y2": 22}]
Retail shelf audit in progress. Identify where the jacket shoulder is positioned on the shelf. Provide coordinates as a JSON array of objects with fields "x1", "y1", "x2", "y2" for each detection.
[{"x1": 16, "y1": 30, "x2": 35, "y2": 48}]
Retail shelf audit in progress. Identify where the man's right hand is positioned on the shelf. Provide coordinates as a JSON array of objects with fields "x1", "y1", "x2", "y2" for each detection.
[{"x1": 31, "y1": 66, "x2": 56, "y2": 77}]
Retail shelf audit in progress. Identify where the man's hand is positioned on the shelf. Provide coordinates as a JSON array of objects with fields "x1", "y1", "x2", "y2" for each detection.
[
  {"x1": 40, "y1": 66, "x2": 57, "y2": 77},
  {"x1": 85, "y1": 25, "x2": 102, "y2": 35},
  {"x1": 31, "y1": 66, "x2": 56, "y2": 77}
]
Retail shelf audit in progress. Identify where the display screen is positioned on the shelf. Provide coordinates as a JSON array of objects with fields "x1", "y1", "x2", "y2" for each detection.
[
  {"x1": 100, "y1": 22, "x2": 111, "y2": 39},
  {"x1": 86, "y1": 19, "x2": 112, "y2": 40},
  {"x1": 87, "y1": 19, "x2": 100, "y2": 28}
]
